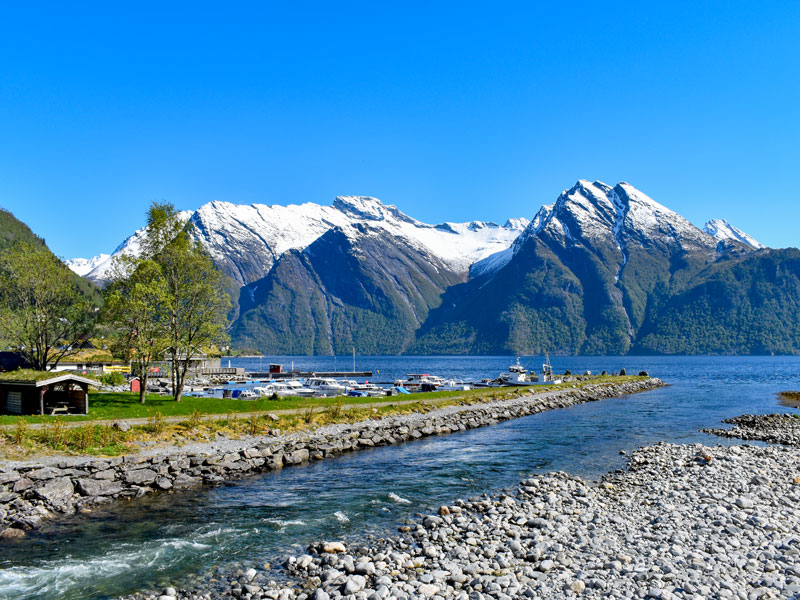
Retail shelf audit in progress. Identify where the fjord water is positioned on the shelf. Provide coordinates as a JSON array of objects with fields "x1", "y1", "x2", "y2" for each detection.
[{"x1": 2, "y1": 356, "x2": 799, "y2": 600}]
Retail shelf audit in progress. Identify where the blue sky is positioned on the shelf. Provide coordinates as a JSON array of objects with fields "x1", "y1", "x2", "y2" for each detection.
[{"x1": 1, "y1": 1, "x2": 798, "y2": 258}]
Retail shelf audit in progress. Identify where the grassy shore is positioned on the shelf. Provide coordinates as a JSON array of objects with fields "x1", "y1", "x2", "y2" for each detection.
[{"x1": 0, "y1": 375, "x2": 645, "y2": 460}]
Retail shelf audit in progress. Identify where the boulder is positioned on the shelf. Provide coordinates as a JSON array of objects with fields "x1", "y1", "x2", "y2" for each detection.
[
  {"x1": 0, "y1": 470, "x2": 21, "y2": 485},
  {"x1": 32, "y1": 477, "x2": 74, "y2": 509},
  {"x1": 26, "y1": 467, "x2": 63, "y2": 481},
  {"x1": 75, "y1": 478, "x2": 123, "y2": 497},
  {"x1": 124, "y1": 469, "x2": 158, "y2": 485},
  {"x1": 323, "y1": 541, "x2": 347, "y2": 553},
  {"x1": 12, "y1": 478, "x2": 33, "y2": 493},
  {"x1": 285, "y1": 449, "x2": 310, "y2": 465},
  {"x1": 154, "y1": 477, "x2": 174, "y2": 490}
]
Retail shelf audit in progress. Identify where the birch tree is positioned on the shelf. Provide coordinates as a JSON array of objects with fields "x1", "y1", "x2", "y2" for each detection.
[
  {"x1": 103, "y1": 257, "x2": 170, "y2": 403},
  {"x1": 0, "y1": 242, "x2": 95, "y2": 370},
  {"x1": 142, "y1": 203, "x2": 230, "y2": 401}
]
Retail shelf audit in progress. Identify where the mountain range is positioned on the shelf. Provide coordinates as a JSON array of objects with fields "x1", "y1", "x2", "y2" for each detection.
[{"x1": 65, "y1": 181, "x2": 800, "y2": 355}]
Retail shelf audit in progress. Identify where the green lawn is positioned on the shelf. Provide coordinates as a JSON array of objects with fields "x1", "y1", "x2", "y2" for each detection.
[
  {"x1": 0, "y1": 375, "x2": 644, "y2": 425},
  {"x1": 0, "y1": 388, "x2": 486, "y2": 424}
]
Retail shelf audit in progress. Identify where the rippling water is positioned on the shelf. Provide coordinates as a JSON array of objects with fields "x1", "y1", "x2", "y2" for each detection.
[{"x1": 2, "y1": 356, "x2": 799, "y2": 600}]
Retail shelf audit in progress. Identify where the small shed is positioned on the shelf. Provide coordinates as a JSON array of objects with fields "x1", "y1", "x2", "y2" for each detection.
[{"x1": 0, "y1": 371, "x2": 96, "y2": 416}]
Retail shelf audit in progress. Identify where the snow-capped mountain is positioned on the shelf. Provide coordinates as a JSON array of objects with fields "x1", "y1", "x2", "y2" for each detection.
[
  {"x1": 67, "y1": 210, "x2": 193, "y2": 284},
  {"x1": 471, "y1": 180, "x2": 760, "y2": 278},
  {"x1": 64, "y1": 254, "x2": 110, "y2": 277},
  {"x1": 414, "y1": 179, "x2": 782, "y2": 356},
  {"x1": 70, "y1": 197, "x2": 528, "y2": 286},
  {"x1": 703, "y1": 219, "x2": 764, "y2": 249}
]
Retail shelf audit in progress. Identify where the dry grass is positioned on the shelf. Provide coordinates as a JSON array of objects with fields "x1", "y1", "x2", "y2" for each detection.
[{"x1": 0, "y1": 376, "x2": 647, "y2": 460}]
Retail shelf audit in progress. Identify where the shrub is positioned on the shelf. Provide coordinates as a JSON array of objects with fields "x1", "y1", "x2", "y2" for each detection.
[
  {"x1": 100, "y1": 372, "x2": 126, "y2": 386},
  {"x1": 13, "y1": 419, "x2": 28, "y2": 445}
]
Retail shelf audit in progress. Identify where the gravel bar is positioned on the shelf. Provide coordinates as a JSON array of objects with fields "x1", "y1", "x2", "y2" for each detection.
[{"x1": 135, "y1": 442, "x2": 800, "y2": 600}]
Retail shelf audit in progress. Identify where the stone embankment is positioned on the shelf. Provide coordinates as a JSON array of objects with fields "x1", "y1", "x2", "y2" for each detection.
[
  {"x1": 0, "y1": 378, "x2": 662, "y2": 539},
  {"x1": 703, "y1": 413, "x2": 800, "y2": 447},
  {"x1": 144, "y1": 442, "x2": 800, "y2": 600}
]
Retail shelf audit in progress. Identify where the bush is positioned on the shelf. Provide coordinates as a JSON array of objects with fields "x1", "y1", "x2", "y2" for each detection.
[
  {"x1": 619, "y1": 368, "x2": 627, "y2": 376},
  {"x1": 100, "y1": 371, "x2": 126, "y2": 386}
]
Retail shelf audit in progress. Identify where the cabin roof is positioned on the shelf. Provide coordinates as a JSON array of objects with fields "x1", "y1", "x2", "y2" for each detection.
[{"x1": 0, "y1": 369, "x2": 98, "y2": 387}]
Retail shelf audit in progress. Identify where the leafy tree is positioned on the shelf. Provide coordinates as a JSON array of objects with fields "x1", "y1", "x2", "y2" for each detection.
[
  {"x1": 103, "y1": 257, "x2": 170, "y2": 404},
  {"x1": 143, "y1": 203, "x2": 230, "y2": 401},
  {"x1": 0, "y1": 242, "x2": 97, "y2": 370}
]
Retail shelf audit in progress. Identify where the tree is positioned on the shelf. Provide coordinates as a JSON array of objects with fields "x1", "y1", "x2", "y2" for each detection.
[
  {"x1": 0, "y1": 242, "x2": 96, "y2": 370},
  {"x1": 103, "y1": 257, "x2": 170, "y2": 404},
  {"x1": 143, "y1": 203, "x2": 230, "y2": 401}
]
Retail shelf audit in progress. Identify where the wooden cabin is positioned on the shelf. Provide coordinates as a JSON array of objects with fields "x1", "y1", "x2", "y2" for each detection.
[{"x1": 0, "y1": 371, "x2": 96, "y2": 415}]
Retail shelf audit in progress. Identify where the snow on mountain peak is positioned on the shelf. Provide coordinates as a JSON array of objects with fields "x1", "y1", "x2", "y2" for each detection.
[
  {"x1": 69, "y1": 196, "x2": 527, "y2": 286},
  {"x1": 472, "y1": 180, "x2": 735, "y2": 279},
  {"x1": 504, "y1": 217, "x2": 530, "y2": 230},
  {"x1": 331, "y1": 196, "x2": 416, "y2": 224},
  {"x1": 64, "y1": 254, "x2": 111, "y2": 277},
  {"x1": 703, "y1": 219, "x2": 764, "y2": 249}
]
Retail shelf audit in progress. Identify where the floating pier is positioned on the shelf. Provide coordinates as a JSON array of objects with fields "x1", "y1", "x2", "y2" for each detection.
[{"x1": 246, "y1": 371, "x2": 373, "y2": 379}]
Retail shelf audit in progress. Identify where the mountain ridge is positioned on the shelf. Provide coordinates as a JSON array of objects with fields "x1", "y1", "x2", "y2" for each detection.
[
  {"x1": 61, "y1": 182, "x2": 796, "y2": 356},
  {"x1": 68, "y1": 197, "x2": 528, "y2": 287}
]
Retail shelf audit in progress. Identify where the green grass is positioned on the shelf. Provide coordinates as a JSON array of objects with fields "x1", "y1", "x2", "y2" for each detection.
[
  {"x1": 0, "y1": 375, "x2": 646, "y2": 425},
  {"x1": 0, "y1": 375, "x2": 649, "y2": 459}
]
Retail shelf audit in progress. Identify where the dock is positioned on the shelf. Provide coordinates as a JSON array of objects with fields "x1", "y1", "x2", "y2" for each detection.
[{"x1": 246, "y1": 371, "x2": 373, "y2": 379}]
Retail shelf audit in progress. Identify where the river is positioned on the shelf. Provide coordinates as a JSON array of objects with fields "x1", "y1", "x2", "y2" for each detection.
[{"x1": 1, "y1": 355, "x2": 799, "y2": 599}]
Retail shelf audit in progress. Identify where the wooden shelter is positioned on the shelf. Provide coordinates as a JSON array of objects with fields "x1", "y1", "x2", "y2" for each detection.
[{"x1": 0, "y1": 371, "x2": 96, "y2": 415}]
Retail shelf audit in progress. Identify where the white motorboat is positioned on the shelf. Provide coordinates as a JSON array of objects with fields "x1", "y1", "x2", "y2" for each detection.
[
  {"x1": 255, "y1": 379, "x2": 311, "y2": 398},
  {"x1": 393, "y1": 374, "x2": 446, "y2": 391},
  {"x1": 342, "y1": 380, "x2": 386, "y2": 396},
  {"x1": 303, "y1": 377, "x2": 347, "y2": 396},
  {"x1": 436, "y1": 379, "x2": 472, "y2": 391}
]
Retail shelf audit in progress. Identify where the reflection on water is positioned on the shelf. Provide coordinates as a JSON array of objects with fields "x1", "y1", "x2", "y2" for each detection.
[{"x1": 1, "y1": 356, "x2": 799, "y2": 600}]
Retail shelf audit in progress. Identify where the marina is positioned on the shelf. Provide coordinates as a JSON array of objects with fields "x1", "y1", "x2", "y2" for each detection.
[{"x1": 169, "y1": 355, "x2": 582, "y2": 399}]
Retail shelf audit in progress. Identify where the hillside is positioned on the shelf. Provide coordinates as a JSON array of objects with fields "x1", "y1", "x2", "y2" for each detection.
[{"x1": 0, "y1": 208, "x2": 101, "y2": 303}]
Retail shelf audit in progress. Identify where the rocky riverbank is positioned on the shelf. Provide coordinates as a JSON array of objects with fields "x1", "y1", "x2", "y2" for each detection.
[
  {"x1": 0, "y1": 378, "x2": 662, "y2": 539},
  {"x1": 136, "y1": 442, "x2": 800, "y2": 600},
  {"x1": 703, "y1": 413, "x2": 800, "y2": 447}
]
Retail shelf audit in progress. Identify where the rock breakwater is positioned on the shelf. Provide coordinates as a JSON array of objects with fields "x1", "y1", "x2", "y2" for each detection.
[
  {"x1": 0, "y1": 378, "x2": 661, "y2": 539},
  {"x1": 704, "y1": 413, "x2": 800, "y2": 447}
]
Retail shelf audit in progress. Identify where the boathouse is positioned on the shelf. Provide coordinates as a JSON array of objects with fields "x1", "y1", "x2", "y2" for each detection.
[{"x1": 0, "y1": 370, "x2": 96, "y2": 415}]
